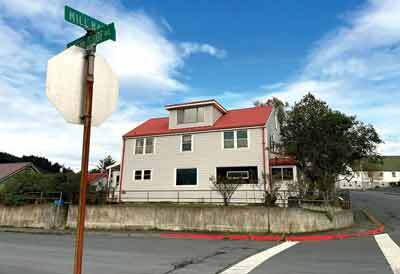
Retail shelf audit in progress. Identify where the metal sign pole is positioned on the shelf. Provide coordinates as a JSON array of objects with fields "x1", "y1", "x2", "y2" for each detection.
[{"x1": 73, "y1": 45, "x2": 96, "y2": 274}]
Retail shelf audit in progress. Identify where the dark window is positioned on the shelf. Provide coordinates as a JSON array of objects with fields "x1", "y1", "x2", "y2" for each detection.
[
  {"x1": 223, "y1": 131, "x2": 235, "y2": 149},
  {"x1": 282, "y1": 168, "x2": 294, "y2": 180},
  {"x1": 182, "y1": 135, "x2": 192, "y2": 151},
  {"x1": 216, "y1": 166, "x2": 258, "y2": 184},
  {"x1": 272, "y1": 167, "x2": 294, "y2": 182},
  {"x1": 272, "y1": 168, "x2": 282, "y2": 182},
  {"x1": 134, "y1": 170, "x2": 142, "y2": 180},
  {"x1": 143, "y1": 170, "x2": 152, "y2": 180},
  {"x1": 176, "y1": 168, "x2": 197, "y2": 186}
]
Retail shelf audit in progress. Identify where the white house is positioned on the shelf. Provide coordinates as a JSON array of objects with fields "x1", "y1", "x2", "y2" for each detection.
[
  {"x1": 337, "y1": 156, "x2": 400, "y2": 190},
  {"x1": 118, "y1": 99, "x2": 297, "y2": 203}
]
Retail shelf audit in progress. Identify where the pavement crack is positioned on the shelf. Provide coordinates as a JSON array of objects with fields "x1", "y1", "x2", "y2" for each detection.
[{"x1": 162, "y1": 250, "x2": 227, "y2": 274}]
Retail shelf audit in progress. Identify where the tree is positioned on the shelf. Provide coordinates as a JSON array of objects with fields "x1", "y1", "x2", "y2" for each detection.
[
  {"x1": 209, "y1": 176, "x2": 241, "y2": 206},
  {"x1": 95, "y1": 155, "x2": 116, "y2": 172},
  {"x1": 280, "y1": 93, "x2": 382, "y2": 199}
]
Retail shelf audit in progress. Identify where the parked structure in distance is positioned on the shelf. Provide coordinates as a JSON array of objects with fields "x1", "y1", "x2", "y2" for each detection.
[
  {"x1": 117, "y1": 99, "x2": 297, "y2": 203},
  {"x1": 337, "y1": 156, "x2": 400, "y2": 190},
  {"x1": 0, "y1": 162, "x2": 39, "y2": 185}
]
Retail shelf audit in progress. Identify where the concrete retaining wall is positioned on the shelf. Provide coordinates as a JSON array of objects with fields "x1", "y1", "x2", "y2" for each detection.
[
  {"x1": 66, "y1": 205, "x2": 354, "y2": 233},
  {"x1": 0, "y1": 204, "x2": 67, "y2": 229}
]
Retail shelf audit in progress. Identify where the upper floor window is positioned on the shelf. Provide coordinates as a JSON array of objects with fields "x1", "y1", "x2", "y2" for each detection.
[
  {"x1": 177, "y1": 107, "x2": 204, "y2": 124},
  {"x1": 181, "y1": 134, "x2": 192, "y2": 152},
  {"x1": 135, "y1": 137, "x2": 154, "y2": 154},
  {"x1": 237, "y1": 130, "x2": 248, "y2": 148},
  {"x1": 223, "y1": 130, "x2": 248, "y2": 149}
]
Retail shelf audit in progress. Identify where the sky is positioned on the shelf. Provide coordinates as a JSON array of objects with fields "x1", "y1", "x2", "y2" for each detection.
[{"x1": 0, "y1": 0, "x2": 399, "y2": 170}]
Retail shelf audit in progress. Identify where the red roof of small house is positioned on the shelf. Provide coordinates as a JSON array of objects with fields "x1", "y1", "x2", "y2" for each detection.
[
  {"x1": 0, "y1": 162, "x2": 38, "y2": 182},
  {"x1": 124, "y1": 105, "x2": 273, "y2": 138},
  {"x1": 87, "y1": 173, "x2": 107, "y2": 184},
  {"x1": 270, "y1": 157, "x2": 297, "y2": 166}
]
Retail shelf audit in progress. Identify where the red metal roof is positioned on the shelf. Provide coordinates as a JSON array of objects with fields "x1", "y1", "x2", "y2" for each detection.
[
  {"x1": 87, "y1": 173, "x2": 107, "y2": 184},
  {"x1": 270, "y1": 157, "x2": 297, "y2": 166},
  {"x1": 124, "y1": 105, "x2": 273, "y2": 138}
]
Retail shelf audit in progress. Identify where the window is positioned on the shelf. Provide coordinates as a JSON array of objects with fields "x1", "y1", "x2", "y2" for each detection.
[
  {"x1": 177, "y1": 107, "x2": 204, "y2": 124},
  {"x1": 237, "y1": 130, "x2": 248, "y2": 148},
  {"x1": 176, "y1": 168, "x2": 197, "y2": 186},
  {"x1": 134, "y1": 170, "x2": 142, "y2": 180},
  {"x1": 223, "y1": 130, "x2": 248, "y2": 149},
  {"x1": 282, "y1": 168, "x2": 294, "y2": 180},
  {"x1": 392, "y1": 172, "x2": 396, "y2": 178},
  {"x1": 145, "y1": 137, "x2": 154, "y2": 154},
  {"x1": 143, "y1": 170, "x2": 152, "y2": 180},
  {"x1": 135, "y1": 138, "x2": 144, "y2": 154},
  {"x1": 272, "y1": 167, "x2": 294, "y2": 182},
  {"x1": 135, "y1": 137, "x2": 155, "y2": 155},
  {"x1": 133, "y1": 170, "x2": 152, "y2": 181},
  {"x1": 223, "y1": 131, "x2": 235, "y2": 149},
  {"x1": 181, "y1": 134, "x2": 192, "y2": 152},
  {"x1": 227, "y1": 171, "x2": 249, "y2": 180},
  {"x1": 216, "y1": 166, "x2": 258, "y2": 184}
]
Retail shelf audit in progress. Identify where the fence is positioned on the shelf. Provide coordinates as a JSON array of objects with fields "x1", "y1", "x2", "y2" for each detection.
[{"x1": 0, "y1": 189, "x2": 351, "y2": 209}]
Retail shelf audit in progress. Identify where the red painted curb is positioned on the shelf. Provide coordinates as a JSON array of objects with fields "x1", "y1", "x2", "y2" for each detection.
[
  {"x1": 285, "y1": 225, "x2": 385, "y2": 241},
  {"x1": 159, "y1": 225, "x2": 384, "y2": 242}
]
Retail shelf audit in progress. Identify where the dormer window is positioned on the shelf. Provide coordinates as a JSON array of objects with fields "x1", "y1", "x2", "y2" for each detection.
[{"x1": 177, "y1": 107, "x2": 205, "y2": 124}]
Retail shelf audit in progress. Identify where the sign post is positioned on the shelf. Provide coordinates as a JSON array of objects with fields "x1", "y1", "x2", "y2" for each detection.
[
  {"x1": 73, "y1": 46, "x2": 95, "y2": 274},
  {"x1": 46, "y1": 6, "x2": 117, "y2": 274}
]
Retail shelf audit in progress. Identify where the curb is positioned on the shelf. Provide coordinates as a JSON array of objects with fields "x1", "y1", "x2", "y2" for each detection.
[
  {"x1": 160, "y1": 208, "x2": 386, "y2": 242},
  {"x1": 160, "y1": 226, "x2": 384, "y2": 242}
]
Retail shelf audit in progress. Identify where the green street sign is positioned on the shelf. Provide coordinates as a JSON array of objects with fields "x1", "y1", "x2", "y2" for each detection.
[
  {"x1": 67, "y1": 23, "x2": 116, "y2": 49},
  {"x1": 65, "y1": 5, "x2": 106, "y2": 31}
]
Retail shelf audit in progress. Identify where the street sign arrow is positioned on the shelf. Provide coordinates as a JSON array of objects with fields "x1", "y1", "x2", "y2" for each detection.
[
  {"x1": 65, "y1": 5, "x2": 106, "y2": 31},
  {"x1": 67, "y1": 23, "x2": 116, "y2": 49}
]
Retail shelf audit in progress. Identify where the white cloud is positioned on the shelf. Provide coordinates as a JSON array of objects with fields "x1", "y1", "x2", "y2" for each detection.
[
  {"x1": 257, "y1": 0, "x2": 400, "y2": 155},
  {"x1": 179, "y1": 42, "x2": 227, "y2": 59},
  {"x1": 0, "y1": 0, "x2": 225, "y2": 169}
]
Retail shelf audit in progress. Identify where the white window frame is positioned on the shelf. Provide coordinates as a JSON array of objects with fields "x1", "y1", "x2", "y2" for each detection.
[
  {"x1": 133, "y1": 169, "x2": 153, "y2": 181},
  {"x1": 134, "y1": 137, "x2": 156, "y2": 155},
  {"x1": 174, "y1": 168, "x2": 198, "y2": 187},
  {"x1": 180, "y1": 134, "x2": 194, "y2": 152},
  {"x1": 222, "y1": 129, "x2": 250, "y2": 150},
  {"x1": 227, "y1": 170, "x2": 249, "y2": 180}
]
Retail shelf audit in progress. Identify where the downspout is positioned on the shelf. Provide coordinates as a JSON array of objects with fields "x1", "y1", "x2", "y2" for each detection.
[
  {"x1": 119, "y1": 137, "x2": 126, "y2": 203},
  {"x1": 262, "y1": 127, "x2": 267, "y2": 193}
]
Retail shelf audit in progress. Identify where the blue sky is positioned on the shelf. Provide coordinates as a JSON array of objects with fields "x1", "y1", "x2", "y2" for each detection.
[{"x1": 0, "y1": 0, "x2": 399, "y2": 169}]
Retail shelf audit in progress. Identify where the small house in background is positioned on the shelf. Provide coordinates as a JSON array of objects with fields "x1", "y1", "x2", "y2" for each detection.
[
  {"x1": 337, "y1": 156, "x2": 400, "y2": 190},
  {"x1": 87, "y1": 172, "x2": 107, "y2": 191},
  {"x1": 0, "y1": 162, "x2": 39, "y2": 184},
  {"x1": 105, "y1": 162, "x2": 120, "y2": 201}
]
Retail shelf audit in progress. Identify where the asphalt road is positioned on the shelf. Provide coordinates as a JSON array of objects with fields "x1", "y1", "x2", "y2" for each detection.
[{"x1": 0, "y1": 190, "x2": 398, "y2": 274}]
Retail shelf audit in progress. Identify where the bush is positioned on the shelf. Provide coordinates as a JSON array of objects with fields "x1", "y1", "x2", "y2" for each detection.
[{"x1": 0, "y1": 171, "x2": 81, "y2": 206}]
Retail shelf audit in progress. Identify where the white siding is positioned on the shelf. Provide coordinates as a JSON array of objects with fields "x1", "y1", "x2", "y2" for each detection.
[{"x1": 121, "y1": 127, "x2": 267, "y2": 202}]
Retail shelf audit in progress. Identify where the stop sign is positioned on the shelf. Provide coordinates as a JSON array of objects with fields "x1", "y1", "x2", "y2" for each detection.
[{"x1": 46, "y1": 46, "x2": 119, "y2": 126}]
